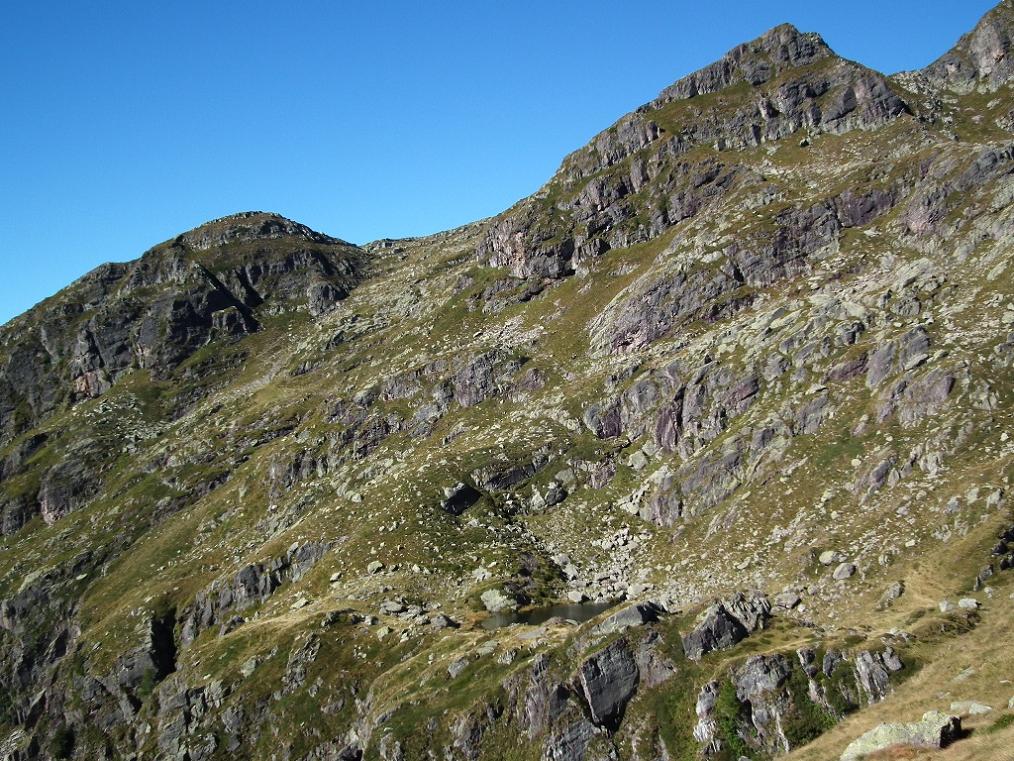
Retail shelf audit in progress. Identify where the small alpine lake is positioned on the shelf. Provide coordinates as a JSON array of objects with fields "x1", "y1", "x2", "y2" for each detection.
[{"x1": 479, "y1": 600, "x2": 617, "y2": 630}]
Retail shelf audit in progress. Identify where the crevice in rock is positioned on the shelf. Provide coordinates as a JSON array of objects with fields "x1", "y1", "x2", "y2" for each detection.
[
  {"x1": 233, "y1": 266, "x2": 265, "y2": 308},
  {"x1": 150, "y1": 608, "x2": 178, "y2": 682},
  {"x1": 195, "y1": 265, "x2": 261, "y2": 333}
]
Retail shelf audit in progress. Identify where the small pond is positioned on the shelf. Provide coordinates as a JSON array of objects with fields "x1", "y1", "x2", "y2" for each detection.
[{"x1": 479, "y1": 601, "x2": 617, "y2": 630}]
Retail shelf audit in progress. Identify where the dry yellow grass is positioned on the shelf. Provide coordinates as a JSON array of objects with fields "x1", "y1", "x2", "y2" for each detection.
[{"x1": 786, "y1": 574, "x2": 1014, "y2": 761}]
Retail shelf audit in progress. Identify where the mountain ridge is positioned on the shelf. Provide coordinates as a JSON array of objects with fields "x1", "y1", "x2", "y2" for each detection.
[{"x1": 7, "y1": 6, "x2": 1006, "y2": 332}]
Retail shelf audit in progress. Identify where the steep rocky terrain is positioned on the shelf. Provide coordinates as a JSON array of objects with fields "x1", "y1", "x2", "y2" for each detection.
[{"x1": 2, "y1": 4, "x2": 1013, "y2": 761}]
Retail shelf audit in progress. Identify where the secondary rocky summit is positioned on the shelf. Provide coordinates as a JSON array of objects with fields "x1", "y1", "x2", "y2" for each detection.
[{"x1": 2, "y1": 4, "x2": 1014, "y2": 761}]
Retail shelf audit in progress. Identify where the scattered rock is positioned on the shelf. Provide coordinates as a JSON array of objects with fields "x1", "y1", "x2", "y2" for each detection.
[
  {"x1": 833, "y1": 562, "x2": 857, "y2": 580},
  {"x1": 949, "y1": 700, "x2": 991, "y2": 715},
  {"x1": 820, "y1": 550, "x2": 845, "y2": 566},
  {"x1": 878, "y1": 580, "x2": 905, "y2": 609}
]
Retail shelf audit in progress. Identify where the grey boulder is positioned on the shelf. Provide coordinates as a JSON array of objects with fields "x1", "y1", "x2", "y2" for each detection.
[{"x1": 840, "y1": 711, "x2": 961, "y2": 761}]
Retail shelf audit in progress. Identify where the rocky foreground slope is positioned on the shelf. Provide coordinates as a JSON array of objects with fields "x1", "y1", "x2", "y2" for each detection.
[{"x1": 2, "y1": 4, "x2": 1014, "y2": 761}]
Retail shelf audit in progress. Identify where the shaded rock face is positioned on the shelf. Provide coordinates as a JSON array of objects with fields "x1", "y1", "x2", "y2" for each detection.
[
  {"x1": 0, "y1": 212, "x2": 366, "y2": 446},
  {"x1": 0, "y1": 432, "x2": 47, "y2": 482},
  {"x1": 0, "y1": 551, "x2": 95, "y2": 730},
  {"x1": 682, "y1": 592, "x2": 771, "y2": 660},
  {"x1": 440, "y1": 482, "x2": 482, "y2": 515},
  {"x1": 91, "y1": 608, "x2": 180, "y2": 722},
  {"x1": 0, "y1": 434, "x2": 114, "y2": 536},
  {"x1": 576, "y1": 640, "x2": 639, "y2": 730},
  {"x1": 37, "y1": 457, "x2": 98, "y2": 525},
  {"x1": 0, "y1": 492, "x2": 37, "y2": 536}
]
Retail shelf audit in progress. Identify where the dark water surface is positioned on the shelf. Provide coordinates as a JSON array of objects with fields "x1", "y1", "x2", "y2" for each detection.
[{"x1": 479, "y1": 601, "x2": 616, "y2": 630}]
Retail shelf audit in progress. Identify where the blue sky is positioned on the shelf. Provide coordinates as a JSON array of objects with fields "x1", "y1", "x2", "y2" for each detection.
[{"x1": 0, "y1": 0, "x2": 996, "y2": 324}]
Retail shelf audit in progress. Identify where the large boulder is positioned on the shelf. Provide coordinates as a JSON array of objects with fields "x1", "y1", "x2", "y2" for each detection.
[
  {"x1": 681, "y1": 603, "x2": 748, "y2": 661},
  {"x1": 480, "y1": 589, "x2": 517, "y2": 613},
  {"x1": 681, "y1": 591, "x2": 771, "y2": 660},
  {"x1": 591, "y1": 601, "x2": 663, "y2": 635},
  {"x1": 840, "y1": 711, "x2": 961, "y2": 761}
]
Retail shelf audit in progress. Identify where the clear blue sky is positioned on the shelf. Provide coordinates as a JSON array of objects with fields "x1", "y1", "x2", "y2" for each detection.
[{"x1": 0, "y1": 0, "x2": 996, "y2": 324}]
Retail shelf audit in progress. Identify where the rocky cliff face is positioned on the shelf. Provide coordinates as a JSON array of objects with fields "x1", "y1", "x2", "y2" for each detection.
[{"x1": 2, "y1": 5, "x2": 1014, "y2": 761}]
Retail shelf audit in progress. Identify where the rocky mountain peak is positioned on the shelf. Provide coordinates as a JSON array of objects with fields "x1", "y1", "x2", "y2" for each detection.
[
  {"x1": 920, "y1": 0, "x2": 1014, "y2": 92},
  {"x1": 478, "y1": 20, "x2": 910, "y2": 280},
  {"x1": 172, "y1": 211, "x2": 346, "y2": 252},
  {"x1": 650, "y1": 22, "x2": 834, "y2": 105},
  {"x1": 0, "y1": 212, "x2": 366, "y2": 446}
]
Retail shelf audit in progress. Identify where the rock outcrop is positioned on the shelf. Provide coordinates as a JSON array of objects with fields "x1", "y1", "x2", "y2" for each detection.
[
  {"x1": 179, "y1": 541, "x2": 331, "y2": 645},
  {"x1": 694, "y1": 646, "x2": 907, "y2": 758},
  {"x1": 475, "y1": 24, "x2": 909, "y2": 281}
]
